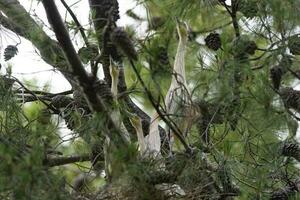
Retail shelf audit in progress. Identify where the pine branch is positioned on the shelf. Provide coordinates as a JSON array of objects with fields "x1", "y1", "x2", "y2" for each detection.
[
  {"x1": 220, "y1": 0, "x2": 240, "y2": 37},
  {"x1": 87, "y1": 0, "x2": 168, "y2": 149},
  {"x1": 13, "y1": 76, "x2": 59, "y2": 113},
  {"x1": 0, "y1": 11, "x2": 25, "y2": 36},
  {"x1": 41, "y1": 0, "x2": 129, "y2": 148},
  {"x1": 60, "y1": 0, "x2": 89, "y2": 47},
  {"x1": 44, "y1": 154, "x2": 91, "y2": 167},
  {"x1": 0, "y1": 0, "x2": 75, "y2": 86}
]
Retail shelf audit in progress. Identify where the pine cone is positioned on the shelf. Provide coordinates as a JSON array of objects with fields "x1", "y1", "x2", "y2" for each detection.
[
  {"x1": 4, "y1": 45, "x2": 18, "y2": 61},
  {"x1": 270, "y1": 191, "x2": 288, "y2": 200},
  {"x1": 205, "y1": 33, "x2": 221, "y2": 51},
  {"x1": 279, "y1": 87, "x2": 300, "y2": 112},
  {"x1": 270, "y1": 184, "x2": 298, "y2": 200},
  {"x1": 157, "y1": 47, "x2": 170, "y2": 66},
  {"x1": 239, "y1": 0, "x2": 259, "y2": 19},
  {"x1": 94, "y1": 80, "x2": 113, "y2": 101},
  {"x1": 281, "y1": 142, "x2": 300, "y2": 161},
  {"x1": 148, "y1": 16, "x2": 165, "y2": 30},
  {"x1": 270, "y1": 66, "x2": 284, "y2": 90},
  {"x1": 231, "y1": 35, "x2": 256, "y2": 58},
  {"x1": 64, "y1": 112, "x2": 76, "y2": 130},
  {"x1": 93, "y1": 0, "x2": 119, "y2": 22},
  {"x1": 245, "y1": 41, "x2": 257, "y2": 55},
  {"x1": 110, "y1": 27, "x2": 138, "y2": 61},
  {"x1": 288, "y1": 35, "x2": 300, "y2": 55},
  {"x1": 51, "y1": 95, "x2": 73, "y2": 109},
  {"x1": 73, "y1": 89, "x2": 87, "y2": 107}
]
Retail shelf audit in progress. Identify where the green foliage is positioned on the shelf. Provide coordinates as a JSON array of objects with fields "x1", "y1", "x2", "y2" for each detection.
[
  {"x1": 0, "y1": 87, "x2": 69, "y2": 199},
  {"x1": 1, "y1": 0, "x2": 300, "y2": 199}
]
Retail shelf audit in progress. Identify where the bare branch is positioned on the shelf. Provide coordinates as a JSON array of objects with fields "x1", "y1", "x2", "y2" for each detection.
[
  {"x1": 0, "y1": 0, "x2": 75, "y2": 85},
  {"x1": 44, "y1": 154, "x2": 90, "y2": 167},
  {"x1": 41, "y1": 0, "x2": 129, "y2": 148}
]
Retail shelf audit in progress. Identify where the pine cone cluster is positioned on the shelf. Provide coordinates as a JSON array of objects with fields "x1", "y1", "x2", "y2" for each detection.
[
  {"x1": 157, "y1": 47, "x2": 170, "y2": 66},
  {"x1": 94, "y1": 0, "x2": 119, "y2": 22},
  {"x1": 51, "y1": 95, "x2": 73, "y2": 109},
  {"x1": 279, "y1": 87, "x2": 300, "y2": 112},
  {"x1": 239, "y1": 0, "x2": 259, "y2": 19},
  {"x1": 270, "y1": 184, "x2": 298, "y2": 200},
  {"x1": 288, "y1": 35, "x2": 300, "y2": 55},
  {"x1": 110, "y1": 27, "x2": 138, "y2": 61},
  {"x1": 93, "y1": 80, "x2": 113, "y2": 101},
  {"x1": 148, "y1": 16, "x2": 165, "y2": 31},
  {"x1": 270, "y1": 55, "x2": 292, "y2": 90},
  {"x1": 270, "y1": 190, "x2": 289, "y2": 200},
  {"x1": 281, "y1": 142, "x2": 300, "y2": 161},
  {"x1": 205, "y1": 33, "x2": 221, "y2": 51},
  {"x1": 73, "y1": 89, "x2": 87, "y2": 107},
  {"x1": 270, "y1": 66, "x2": 284, "y2": 90},
  {"x1": 231, "y1": 35, "x2": 257, "y2": 59},
  {"x1": 4, "y1": 45, "x2": 18, "y2": 61}
]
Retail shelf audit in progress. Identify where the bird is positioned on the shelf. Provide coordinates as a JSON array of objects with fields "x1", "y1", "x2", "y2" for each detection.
[
  {"x1": 129, "y1": 113, "x2": 162, "y2": 157},
  {"x1": 164, "y1": 18, "x2": 191, "y2": 154}
]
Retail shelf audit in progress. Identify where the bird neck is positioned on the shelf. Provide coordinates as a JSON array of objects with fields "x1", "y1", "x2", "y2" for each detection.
[
  {"x1": 173, "y1": 37, "x2": 187, "y2": 85},
  {"x1": 135, "y1": 123, "x2": 146, "y2": 153}
]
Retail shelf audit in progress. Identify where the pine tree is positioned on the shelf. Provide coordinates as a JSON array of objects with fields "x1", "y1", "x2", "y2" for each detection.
[{"x1": 0, "y1": 0, "x2": 300, "y2": 199}]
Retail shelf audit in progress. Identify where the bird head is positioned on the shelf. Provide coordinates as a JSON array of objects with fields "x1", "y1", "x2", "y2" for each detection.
[
  {"x1": 109, "y1": 57, "x2": 119, "y2": 80},
  {"x1": 129, "y1": 114, "x2": 142, "y2": 130},
  {"x1": 175, "y1": 17, "x2": 189, "y2": 41}
]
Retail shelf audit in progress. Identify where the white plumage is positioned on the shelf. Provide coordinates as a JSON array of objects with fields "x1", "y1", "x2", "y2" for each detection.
[{"x1": 164, "y1": 19, "x2": 190, "y2": 152}]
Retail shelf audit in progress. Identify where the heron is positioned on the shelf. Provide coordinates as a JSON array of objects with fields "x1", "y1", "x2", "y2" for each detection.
[{"x1": 164, "y1": 18, "x2": 191, "y2": 154}]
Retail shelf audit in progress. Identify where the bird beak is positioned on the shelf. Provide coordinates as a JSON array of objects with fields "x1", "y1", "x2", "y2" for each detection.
[{"x1": 175, "y1": 17, "x2": 185, "y2": 27}]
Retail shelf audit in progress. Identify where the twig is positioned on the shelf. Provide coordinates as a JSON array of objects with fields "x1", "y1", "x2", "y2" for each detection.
[
  {"x1": 60, "y1": 0, "x2": 89, "y2": 47},
  {"x1": 15, "y1": 89, "x2": 73, "y2": 97},
  {"x1": 44, "y1": 154, "x2": 90, "y2": 167},
  {"x1": 12, "y1": 76, "x2": 59, "y2": 113},
  {"x1": 220, "y1": 0, "x2": 240, "y2": 37}
]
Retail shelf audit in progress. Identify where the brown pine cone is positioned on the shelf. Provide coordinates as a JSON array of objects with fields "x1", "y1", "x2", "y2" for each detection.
[
  {"x1": 205, "y1": 33, "x2": 221, "y2": 51},
  {"x1": 270, "y1": 183, "x2": 298, "y2": 200},
  {"x1": 110, "y1": 27, "x2": 138, "y2": 61},
  {"x1": 157, "y1": 47, "x2": 170, "y2": 66},
  {"x1": 288, "y1": 35, "x2": 300, "y2": 55},
  {"x1": 270, "y1": 65, "x2": 284, "y2": 90},
  {"x1": 51, "y1": 95, "x2": 73, "y2": 109},
  {"x1": 279, "y1": 87, "x2": 300, "y2": 112},
  {"x1": 4, "y1": 45, "x2": 18, "y2": 61},
  {"x1": 281, "y1": 142, "x2": 300, "y2": 161}
]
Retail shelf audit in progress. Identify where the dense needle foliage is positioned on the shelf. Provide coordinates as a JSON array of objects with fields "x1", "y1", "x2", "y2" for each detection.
[{"x1": 0, "y1": 0, "x2": 300, "y2": 199}]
